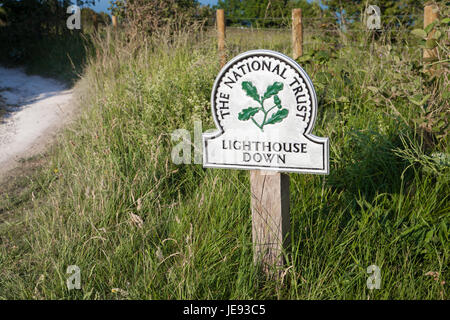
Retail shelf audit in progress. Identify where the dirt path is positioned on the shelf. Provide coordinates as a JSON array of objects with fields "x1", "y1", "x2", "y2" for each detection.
[{"x1": 0, "y1": 66, "x2": 74, "y2": 179}]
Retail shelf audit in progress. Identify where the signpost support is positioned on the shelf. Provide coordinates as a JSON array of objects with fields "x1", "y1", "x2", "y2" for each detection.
[{"x1": 250, "y1": 171, "x2": 290, "y2": 273}]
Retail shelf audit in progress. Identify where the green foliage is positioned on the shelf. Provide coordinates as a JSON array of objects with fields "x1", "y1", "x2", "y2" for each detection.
[
  {"x1": 0, "y1": 0, "x2": 95, "y2": 33},
  {"x1": 322, "y1": 0, "x2": 423, "y2": 23},
  {"x1": 411, "y1": 29, "x2": 427, "y2": 38},
  {"x1": 409, "y1": 5, "x2": 450, "y2": 144},
  {"x1": 108, "y1": 0, "x2": 126, "y2": 18},
  {"x1": 80, "y1": 7, "x2": 110, "y2": 27},
  {"x1": 0, "y1": 0, "x2": 95, "y2": 80},
  {"x1": 217, "y1": 0, "x2": 323, "y2": 27},
  {"x1": 297, "y1": 49, "x2": 335, "y2": 68},
  {"x1": 114, "y1": 0, "x2": 204, "y2": 38}
]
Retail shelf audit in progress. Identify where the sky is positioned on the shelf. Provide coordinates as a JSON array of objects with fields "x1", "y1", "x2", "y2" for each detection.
[{"x1": 90, "y1": 0, "x2": 219, "y2": 14}]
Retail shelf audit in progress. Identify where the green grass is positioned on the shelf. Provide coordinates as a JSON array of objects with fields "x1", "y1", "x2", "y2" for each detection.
[{"x1": 0, "y1": 26, "x2": 448, "y2": 299}]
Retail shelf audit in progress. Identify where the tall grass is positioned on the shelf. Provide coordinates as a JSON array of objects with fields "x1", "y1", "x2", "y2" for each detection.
[{"x1": 0, "y1": 24, "x2": 448, "y2": 299}]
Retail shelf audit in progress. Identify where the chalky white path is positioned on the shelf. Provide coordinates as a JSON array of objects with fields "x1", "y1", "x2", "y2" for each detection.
[{"x1": 0, "y1": 66, "x2": 73, "y2": 175}]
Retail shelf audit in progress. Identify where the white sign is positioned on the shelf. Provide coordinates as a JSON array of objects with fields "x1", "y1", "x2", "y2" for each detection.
[{"x1": 203, "y1": 50, "x2": 329, "y2": 174}]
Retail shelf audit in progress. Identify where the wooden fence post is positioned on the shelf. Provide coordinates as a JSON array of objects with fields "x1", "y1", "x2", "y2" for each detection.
[
  {"x1": 292, "y1": 8, "x2": 303, "y2": 60},
  {"x1": 112, "y1": 15, "x2": 118, "y2": 29},
  {"x1": 423, "y1": 4, "x2": 439, "y2": 73},
  {"x1": 217, "y1": 9, "x2": 226, "y2": 67}
]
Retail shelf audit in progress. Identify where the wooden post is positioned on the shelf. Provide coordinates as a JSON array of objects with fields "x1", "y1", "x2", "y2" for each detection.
[
  {"x1": 292, "y1": 8, "x2": 303, "y2": 60},
  {"x1": 423, "y1": 4, "x2": 439, "y2": 71},
  {"x1": 250, "y1": 171, "x2": 290, "y2": 273},
  {"x1": 112, "y1": 15, "x2": 118, "y2": 29},
  {"x1": 217, "y1": 9, "x2": 226, "y2": 67}
]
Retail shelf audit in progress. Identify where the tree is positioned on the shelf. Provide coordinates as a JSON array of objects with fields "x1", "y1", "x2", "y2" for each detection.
[
  {"x1": 369, "y1": 0, "x2": 424, "y2": 17},
  {"x1": 0, "y1": 0, "x2": 96, "y2": 36},
  {"x1": 217, "y1": 0, "x2": 322, "y2": 27},
  {"x1": 322, "y1": 0, "x2": 425, "y2": 26},
  {"x1": 0, "y1": 0, "x2": 96, "y2": 63},
  {"x1": 108, "y1": 0, "x2": 202, "y2": 37}
]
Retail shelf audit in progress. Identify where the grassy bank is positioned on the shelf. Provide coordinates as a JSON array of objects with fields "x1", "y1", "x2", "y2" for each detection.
[{"x1": 0, "y1": 26, "x2": 448, "y2": 299}]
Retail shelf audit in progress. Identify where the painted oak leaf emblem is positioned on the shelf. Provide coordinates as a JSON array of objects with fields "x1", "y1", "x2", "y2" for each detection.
[
  {"x1": 238, "y1": 81, "x2": 288, "y2": 131},
  {"x1": 265, "y1": 108, "x2": 289, "y2": 125},
  {"x1": 238, "y1": 107, "x2": 259, "y2": 120}
]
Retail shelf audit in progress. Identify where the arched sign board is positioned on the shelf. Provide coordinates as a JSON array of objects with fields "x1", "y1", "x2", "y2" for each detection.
[{"x1": 203, "y1": 50, "x2": 329, "y2": 174}]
